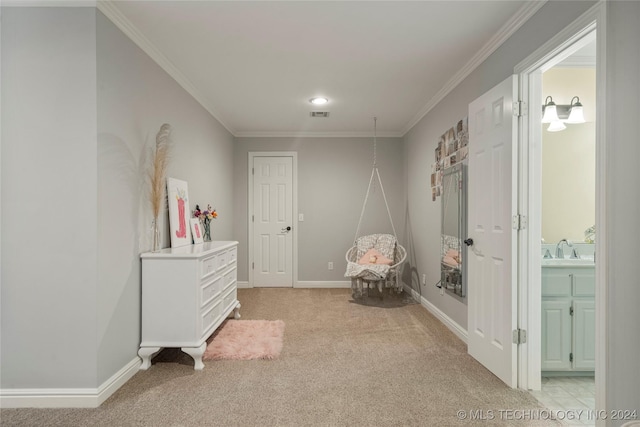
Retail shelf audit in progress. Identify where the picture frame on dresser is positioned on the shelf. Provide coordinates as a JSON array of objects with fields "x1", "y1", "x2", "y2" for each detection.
[
  {"x1": 166, "y1": 177, "x2": 192, "y2": 248},
  {"x1": 190, "y1": 218, "x2": 204, "y2": 244}
]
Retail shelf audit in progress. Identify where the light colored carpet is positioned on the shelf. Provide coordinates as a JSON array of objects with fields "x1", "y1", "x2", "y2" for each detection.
[
  {"x1": 203, "y1": 319, "x2": 285, "y2": 360},
  {"x1": 0, "y1": 288, "x2": 558, "y2": 426}
]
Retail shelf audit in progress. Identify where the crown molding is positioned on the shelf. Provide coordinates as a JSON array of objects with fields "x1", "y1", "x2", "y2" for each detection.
[
  {"x1": 1, "y1": 0, "x2": 96, "y2": 6},
  {"x1": 234, "y1": 131, "x2": 402, "y2": 139},
  {"x1": 556, "y1": 55, "x2": 596, "y2": 68},
  {"x1": 95, "y1": 0, "x2": 545, "y2": 139},
  {"x1": 96, "y1": 1, "x2": 237, "y2": 136},
  {"x1": 400, "y1": 0, "x2": 547, "y2": 137}
]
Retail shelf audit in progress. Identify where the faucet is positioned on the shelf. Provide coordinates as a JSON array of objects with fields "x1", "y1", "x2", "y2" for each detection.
[{"x1": 555, "y1": 239, "x2": 573, "y2": 259}]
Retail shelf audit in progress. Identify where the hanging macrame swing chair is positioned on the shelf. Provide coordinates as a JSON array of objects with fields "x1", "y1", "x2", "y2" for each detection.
[{"x1": 344, "y1": 117, "x2": 406, "y2": 299}]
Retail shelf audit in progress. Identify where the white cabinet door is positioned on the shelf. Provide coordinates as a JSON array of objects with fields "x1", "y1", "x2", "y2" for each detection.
[
  {"x1": 541, "y1": 299, "x2": 572, "y2": 371},
  {"x1": 573, "y1": 299, "x2": 596, "y2": 370}
]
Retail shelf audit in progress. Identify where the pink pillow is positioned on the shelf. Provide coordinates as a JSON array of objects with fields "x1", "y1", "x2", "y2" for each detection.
[{"x1": 358, "y1": 248, "x2": 393, "y2": 265}]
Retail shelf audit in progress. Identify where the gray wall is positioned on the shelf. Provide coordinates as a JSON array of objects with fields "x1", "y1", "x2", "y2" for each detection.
[
  {"x1": 1, "y1": 7, "x2": 99, "y2": 389},
  {"x1": 95, "y1": 12, "x2": 234, "y2": 384},
  {"x1": 605, "y1": 1, "x2": 640, "y2": 422},
  {"x1": 233, "y1": 137, "x2": 404, "y2": 283},
  {"x1": 403, "y1": 0, "x2": 596, "y2": 330},
  {"x1": 1, "y1": 8, "x2": 235, "y2": 390}
]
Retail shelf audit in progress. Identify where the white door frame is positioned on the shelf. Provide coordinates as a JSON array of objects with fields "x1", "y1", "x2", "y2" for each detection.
[
  {"x1": 514, "y1": 1, "x2": 606, "y2": 416},
  {"x1": 248, "y1": 152, "x2": 298, "y2": 288}
]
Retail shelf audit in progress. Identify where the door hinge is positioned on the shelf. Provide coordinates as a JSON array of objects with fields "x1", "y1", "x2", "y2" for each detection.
[
  {"x1": 512, "y1": 328, "x2": 527, "y2": 344},
  {"x1": 570, "y1": 306, "x2": 574, "y2": 316},
  {"x1": 252, "y1": 167, "x2": 254, "y2": 175},
  {"x1": 513, "y1": 101, "x2": 526, "y2": 117},
  {"x1": 252, "y1": 262, "x2": 254, "y2": 269},
  {"x1": 569, "y1": 352, "x2": 574, "y2": 363},
  {"x1": 252, "y1": 215, "x2": 254, "y2": 222},
  {"x1": 512, "y1": 214, "x2": 527, "y2": 230}
]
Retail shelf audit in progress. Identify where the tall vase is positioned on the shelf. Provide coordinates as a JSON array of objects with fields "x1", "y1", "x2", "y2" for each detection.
[
  {"x1": 203, "y1": 219, "x2": 211, "y2": 242},
  {"x1": 151, "y1": 217, "x2": 161, "y2": 252}
]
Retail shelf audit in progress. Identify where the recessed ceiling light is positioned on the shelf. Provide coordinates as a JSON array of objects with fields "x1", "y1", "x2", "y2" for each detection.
[{"x1": 309, "y1": 97, "x2": 329, "y2": 105}]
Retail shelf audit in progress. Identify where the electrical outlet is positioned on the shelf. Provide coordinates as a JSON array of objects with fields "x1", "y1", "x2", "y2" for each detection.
[
  {"x1": 328, "y1": 262, "x2": 334, "y2": 270},
  {"x1": 422, "y1": 274, "x2": 426, "y2": 285},
  {"x1": 440, "y1": 287, "x2": 444, "y2": 296}
]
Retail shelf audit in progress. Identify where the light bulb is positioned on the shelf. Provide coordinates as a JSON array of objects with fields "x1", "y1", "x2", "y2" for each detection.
[
  {"x1": 309, "y1": 97, "x2": 328, "y2": 105},
  {"x1": 542, "y1": 96, "x2": 559, "y2": 123},
  {"x1": 547, "y1": 120, "x2": 566, "y2": 132}
]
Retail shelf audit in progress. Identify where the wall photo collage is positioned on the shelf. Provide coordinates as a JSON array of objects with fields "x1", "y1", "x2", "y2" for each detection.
[{"x1": 430, "y1": 117, "x2": 469, "y2": 201}]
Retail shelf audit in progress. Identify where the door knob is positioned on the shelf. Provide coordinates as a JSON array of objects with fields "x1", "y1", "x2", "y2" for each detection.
[
  {"x1": 281, "y1": 226, "x2": 292, "y2": 233},
  {"x1": 464, "y1": 238, "x2": 474, "y2": 246}
]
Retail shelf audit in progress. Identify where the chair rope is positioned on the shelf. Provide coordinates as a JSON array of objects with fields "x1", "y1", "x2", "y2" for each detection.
[{"x1": 353, "y1": 117, "x2": 398, "y2": 244}]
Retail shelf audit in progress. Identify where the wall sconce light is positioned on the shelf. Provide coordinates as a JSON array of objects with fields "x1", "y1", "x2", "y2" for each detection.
[
  {"x1": 542, "y1": 96, "x2": 559, "y2": 123},
  {"x1": 565, "y1": 96, "x2": 585, "y2": 124},
  {"x1": 542, "y1": 95, "x2": 586, "y2": 131}
]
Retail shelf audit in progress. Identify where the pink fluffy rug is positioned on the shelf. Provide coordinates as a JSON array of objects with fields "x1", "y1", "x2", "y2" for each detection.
[{"x1": 203, "y1": 320, "x2": 285, "y2": 361}]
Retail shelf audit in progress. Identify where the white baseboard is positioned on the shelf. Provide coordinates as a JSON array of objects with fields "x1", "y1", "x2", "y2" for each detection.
[
  {"x1": 404, "y1": 285, "x2": 468, "y2": 344},
  {"x1": 294, "y1": 281, "x2": 351, "y2": 289},
  {"x1": 0, "y1": 357, "x2": 141, "y2": 408},
  {"x1": 237, "y1": 281, "x2": 350, "y2": 289}
]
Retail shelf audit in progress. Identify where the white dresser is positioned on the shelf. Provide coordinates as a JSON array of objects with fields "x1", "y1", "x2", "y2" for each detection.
[{"x1": 139, "y1": 241, "x2": 240, "y2": 370}]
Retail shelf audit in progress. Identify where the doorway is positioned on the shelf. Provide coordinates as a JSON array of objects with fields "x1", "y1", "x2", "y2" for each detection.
[
  {"x1": 536, "y1": 39, "x2": 597, "y2": 414},
  {"x1": 248, "y1": 152, "x2": 298, "y2": 287},
  {"x1": 514, "y1": 1, "x2": 605, "y2": 415}
]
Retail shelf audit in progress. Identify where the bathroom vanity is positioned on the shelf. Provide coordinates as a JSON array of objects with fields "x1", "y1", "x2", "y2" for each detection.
[{"x1": 541, "y1": 261, "x2": 595, "y2": 372}]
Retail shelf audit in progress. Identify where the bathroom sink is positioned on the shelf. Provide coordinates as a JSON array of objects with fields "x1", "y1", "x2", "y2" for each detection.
[{"x1": 541, "y1": 257, "x2": 595, "y2": 267}]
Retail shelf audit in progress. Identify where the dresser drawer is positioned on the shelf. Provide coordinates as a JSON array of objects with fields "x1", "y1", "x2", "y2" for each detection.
[
  {"x1": 215, "y1": 250, "x2": 229, "y2": 271},
  {"x1": 200, "y1": 254, "x2": 218, "y2": 280},
  {"x1": 222, "y1": 267, "x2": 237, "y2": 292},
  {"x1": 228, "y1": 247, "x2": 237, "y2": 265},
  {"x1": 201, "y1": 300, "x2": 222, "y2": 337},
  {"x1": 201, "y1": 274, "x2": 223, "y2": 307},
  {"x1": 223, "y1": 287, "x2": 237, "y2": 312}
]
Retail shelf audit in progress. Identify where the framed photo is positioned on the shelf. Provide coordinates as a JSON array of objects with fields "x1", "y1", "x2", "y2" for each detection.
[
  {"x1": 190, "y1": 218, "x2": 203, "y2": 244},
  {"x1": 167, "y1": 177, "x2": 193, "y2": 248},
  {"x1": 458, "y1": 146, "x2": 469, "y2": 161}
]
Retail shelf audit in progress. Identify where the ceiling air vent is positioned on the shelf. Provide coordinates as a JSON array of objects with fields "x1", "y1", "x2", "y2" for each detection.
[{"x1": 310, "y1": 111, "x2": 330, "y2": 118}]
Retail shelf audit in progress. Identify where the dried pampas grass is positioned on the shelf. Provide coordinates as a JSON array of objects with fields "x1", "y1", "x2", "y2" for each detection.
[{"x1": 149, "y1": 123, "x2": 172, "y2": 219}]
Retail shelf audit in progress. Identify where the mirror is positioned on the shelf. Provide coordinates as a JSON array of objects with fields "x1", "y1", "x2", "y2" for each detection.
[{"x1": 441, "y1": 163, "x2": 466, "y2": 298}]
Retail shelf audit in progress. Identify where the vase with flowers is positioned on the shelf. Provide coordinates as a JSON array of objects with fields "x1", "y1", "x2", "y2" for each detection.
[{"x1": 193, "y1": 204, "x2": 217, "y2": 241}]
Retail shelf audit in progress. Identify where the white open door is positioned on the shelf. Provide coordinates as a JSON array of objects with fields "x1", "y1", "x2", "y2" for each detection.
[
  {"x1": 252, "y1": 155, "x2": 294, "y2": 287},
  {"x1": 467, "y1": 75, "x2": 518, "y2": 387}
]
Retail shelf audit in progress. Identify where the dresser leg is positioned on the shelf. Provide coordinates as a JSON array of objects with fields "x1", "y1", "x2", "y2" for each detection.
[
  {"x1": 138, "y1": 346, "x2": 161, "y2": 370},
  {"x1": 182, "y1": 342, "x2": 207, "y2": 370},
  {"x1": 234, "y1": 302, "x2": 242, "y2": 320}
]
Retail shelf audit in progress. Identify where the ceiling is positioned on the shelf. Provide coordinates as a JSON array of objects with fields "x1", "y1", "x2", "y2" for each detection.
[{"x1": 104, "y1": 1, "x2": 543, "y2": 137}]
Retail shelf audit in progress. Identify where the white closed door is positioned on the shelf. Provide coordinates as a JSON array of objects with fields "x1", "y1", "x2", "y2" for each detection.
[
  {"x1": 467, "y1": 75, "x2": 518, "y2": 387},
  {"x1": 252, "y1": 156, "x2": 294, "y2": 287}
]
